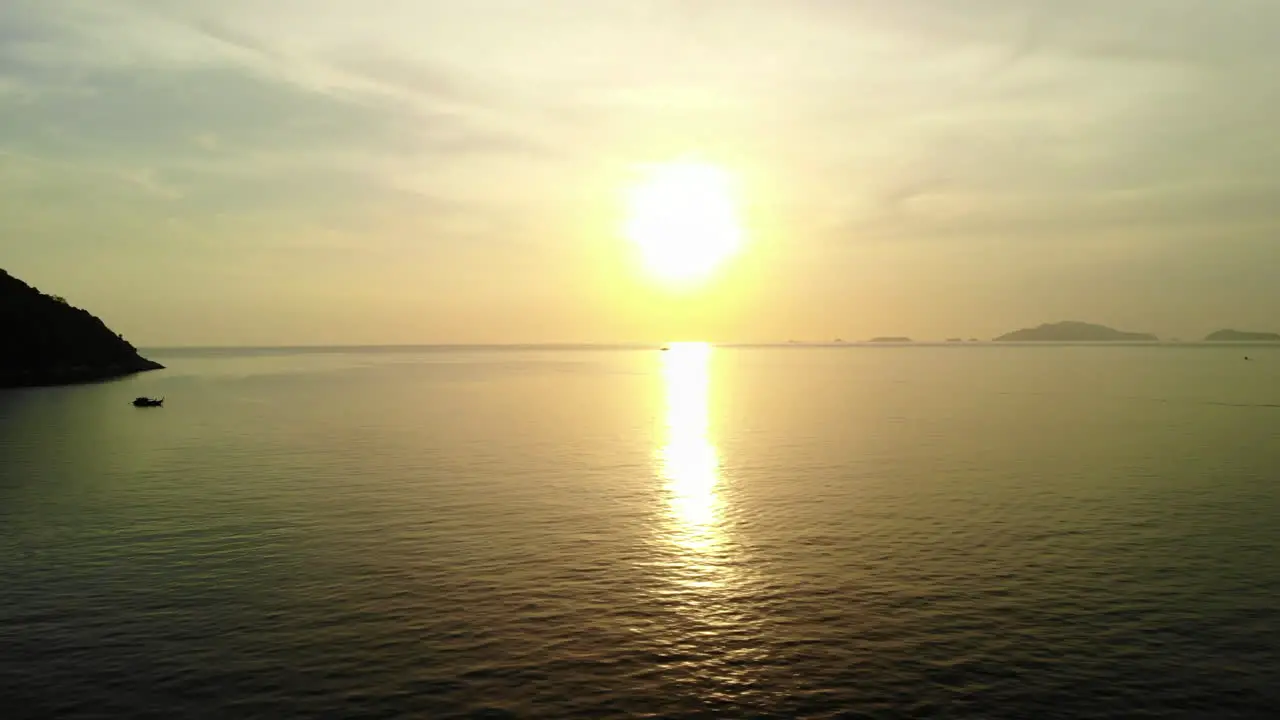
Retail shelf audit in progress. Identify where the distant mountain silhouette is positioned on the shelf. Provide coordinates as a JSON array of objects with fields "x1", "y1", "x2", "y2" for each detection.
[
  {"x1": 869, "y1": 336, "x2": 912, "y2": 343},
  {"x1": 994, "y1": 321, "x2": 1158, "y2": 342},
  {"x1": 1, "y1": 269, "x2": 163, "y2": 387},
  {"x1": 1205, "y1": 329, "x2": 1280, "y2": 342}
]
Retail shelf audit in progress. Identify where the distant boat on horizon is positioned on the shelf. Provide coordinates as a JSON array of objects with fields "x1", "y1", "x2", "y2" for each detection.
[{"x1": 132, "y1": 397, "x2": 164, "y2": 407}]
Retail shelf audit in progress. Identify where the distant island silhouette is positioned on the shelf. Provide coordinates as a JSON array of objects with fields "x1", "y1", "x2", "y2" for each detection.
[
  {"x1": 869, "y1": 336, "x2": 912, "y2": 343},
  {"x1": 1, "y1": 269, "x2": 163, "y2": 388},
  {"x1": 1204, "y1": 329, "x2": 1280, "y2": 342},
  {"x1": 994, "y1": 321, "x2": 1158, "y2": 342}
]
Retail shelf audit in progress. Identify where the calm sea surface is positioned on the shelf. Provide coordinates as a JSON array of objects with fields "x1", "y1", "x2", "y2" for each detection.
[{"x1": 2, "y1": 344, "x2": 1278, "y2": 719}]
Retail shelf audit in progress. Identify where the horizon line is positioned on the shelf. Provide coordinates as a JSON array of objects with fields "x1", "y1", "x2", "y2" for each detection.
[{"x1": 138, "y1": 340, "x2": 1280, "y2": 352}]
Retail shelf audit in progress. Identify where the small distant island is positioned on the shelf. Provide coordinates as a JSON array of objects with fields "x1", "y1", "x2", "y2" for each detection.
[
  {"x1": 869, "y1": 336, "x2": 912, "y2": 343},
  {"x1": 994, "y1": 321, "x2": 1158, "y2": 343},
  {"x1": 1, "y1": 269, "x2": 163, "y2": 388},
  {"x1": 1204, "y1": 329, "x2": 1280, "y2": 342}
]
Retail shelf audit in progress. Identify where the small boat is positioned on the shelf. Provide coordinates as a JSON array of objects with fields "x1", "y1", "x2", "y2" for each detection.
[{"x1": 132, "y1": 397, "x2": 164, "y2": 407}]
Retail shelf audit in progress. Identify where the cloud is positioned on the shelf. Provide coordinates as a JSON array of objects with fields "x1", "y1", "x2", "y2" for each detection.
[
  {"x1": 4, "y1": 66, "x2": 407, "y2": 159},
  {"x1": 771, "y1": 1, "x2": 1280, "y2": 262},
  {"x1": 0, "y1": 1, "x2": 562, "y2": 243},
  {"x1": 184, "y1": 16, "x2": 279, "y2": 59}
]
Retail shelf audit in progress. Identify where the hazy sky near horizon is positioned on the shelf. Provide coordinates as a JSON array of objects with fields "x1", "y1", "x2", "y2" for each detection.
[{"x1": 3, "y1": 0, "x2": 1278, "y2": 345}]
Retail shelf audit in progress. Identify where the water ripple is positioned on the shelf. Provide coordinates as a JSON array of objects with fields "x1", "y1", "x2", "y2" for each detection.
[{"x1": 1, "y1": 346, "x2": 1278, "y2": 718}]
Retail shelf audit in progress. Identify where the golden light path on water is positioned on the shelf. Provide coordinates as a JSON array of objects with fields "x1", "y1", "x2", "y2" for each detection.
[
  {"x1": 657, "y1": 342, "x2": 729, "y2": 585},
  {"x1": 653, "y1": 343, "x2": 771, "y2": 692}
]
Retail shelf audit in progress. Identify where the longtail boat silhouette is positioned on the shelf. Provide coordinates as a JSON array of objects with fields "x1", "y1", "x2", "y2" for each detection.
[{"x1": 132, "y1": 396, "x2": 164, "y2": 407}]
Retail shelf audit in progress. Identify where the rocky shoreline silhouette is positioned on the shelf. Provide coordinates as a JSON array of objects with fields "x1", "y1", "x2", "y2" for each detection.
[
  {"x1": 1204, "y1": 329, "x2": 1280, "y2": 342},
  {"x1": 1, "y1": 269, "x2": 163, "y2": 388},
  {"x1": 994, "y1": 321, "x2": 1158, "y2": 342}
]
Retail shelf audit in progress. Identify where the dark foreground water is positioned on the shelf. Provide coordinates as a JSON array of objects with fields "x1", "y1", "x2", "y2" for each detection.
[{"x1": 2, "y1": 344, "x2": 1278, "y2": 719}]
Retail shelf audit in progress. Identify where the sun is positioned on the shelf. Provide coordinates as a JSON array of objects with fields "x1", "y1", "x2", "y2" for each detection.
[{"x1": 624, "y1": 159, "x2": 744, "y2": 285}]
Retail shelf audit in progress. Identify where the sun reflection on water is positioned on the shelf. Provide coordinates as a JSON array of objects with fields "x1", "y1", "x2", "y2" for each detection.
[
  {"x1": 658, "y1": 342, "x2": 725, "y2": 561},
  {"x1": 649, "y1": 343, "x2": 770, "y2": 688}
]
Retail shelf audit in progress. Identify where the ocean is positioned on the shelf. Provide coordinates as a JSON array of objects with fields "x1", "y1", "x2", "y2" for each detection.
[{"x1": 2, "y1": 344, "x2": 1278, "y2": 719}]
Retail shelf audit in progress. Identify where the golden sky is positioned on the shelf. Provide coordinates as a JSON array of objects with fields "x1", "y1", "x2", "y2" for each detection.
[{"x1": 2, "y1": 1, "x2": 1278, "y2": 345}]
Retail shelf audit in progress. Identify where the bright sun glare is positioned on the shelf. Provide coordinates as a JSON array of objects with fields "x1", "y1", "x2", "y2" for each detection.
[{"x1": 624, "y1": 160, "x2": 744, "y2": 285}]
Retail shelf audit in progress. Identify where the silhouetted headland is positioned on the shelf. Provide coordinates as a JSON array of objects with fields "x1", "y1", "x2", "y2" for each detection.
[
  {"x1": 1205, "y1": 329, "x2": 1280, "y2": 342},
  {"x1": 869, "y1": 336, "x2": 912, "y2": 343},
  {"x1": 1, "y1": 269, "x2": 164, "y2": 388},
  {"x1": 994, "y1": 321, "x2": 1158, "y2": 342}
]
